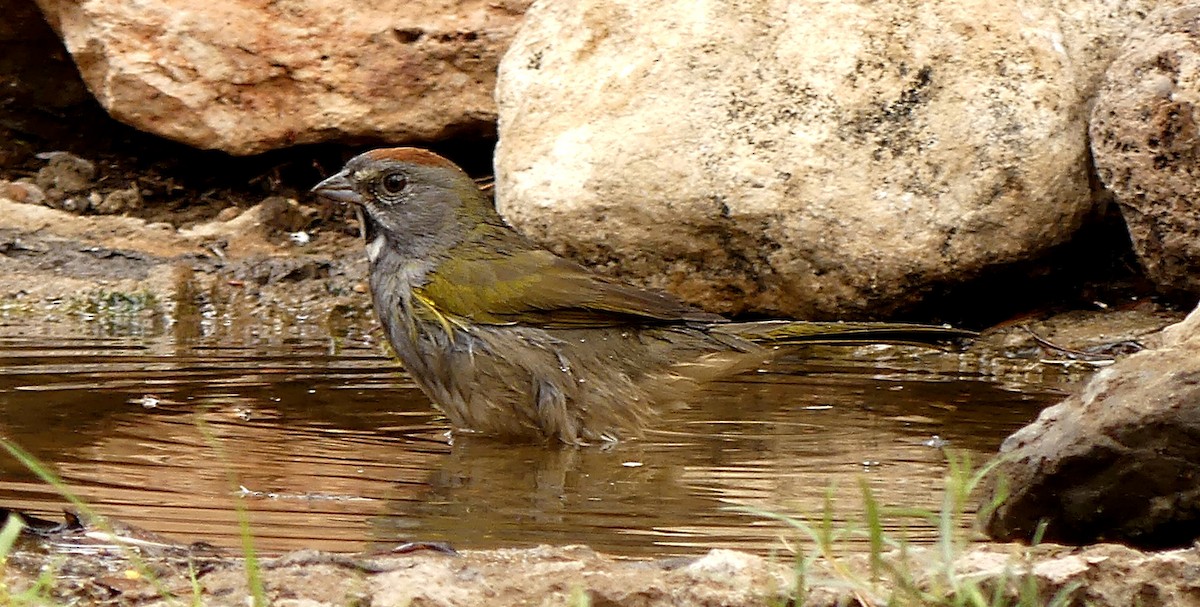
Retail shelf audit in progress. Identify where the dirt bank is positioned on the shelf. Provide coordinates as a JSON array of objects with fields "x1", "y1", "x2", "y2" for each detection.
[{"x1": 0, "y1": 196, "x2": 376, "y2": 342}]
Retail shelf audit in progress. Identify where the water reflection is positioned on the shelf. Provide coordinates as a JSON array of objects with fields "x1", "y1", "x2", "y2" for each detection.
[{"x1": 0, "y1": 324, "x2": 1075, "y2": 556}]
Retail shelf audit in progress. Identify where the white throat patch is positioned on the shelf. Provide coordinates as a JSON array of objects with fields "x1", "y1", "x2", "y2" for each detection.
[{"x1": 366, "y1": 234, "x2": 387, "y2": 262}]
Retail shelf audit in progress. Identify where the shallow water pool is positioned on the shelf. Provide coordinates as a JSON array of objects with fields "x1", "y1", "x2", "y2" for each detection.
[{"x1": 0, "y1": 317, "x2": 1078, "y2": 557}]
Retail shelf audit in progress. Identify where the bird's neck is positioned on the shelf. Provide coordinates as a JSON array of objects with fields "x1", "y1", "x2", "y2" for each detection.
[
  {"x1": 366, "y1": 231, "x2": 438, "y2": 348},
  {"x1": 359, "y1": 207, "x2": 456, "y2": 266}
]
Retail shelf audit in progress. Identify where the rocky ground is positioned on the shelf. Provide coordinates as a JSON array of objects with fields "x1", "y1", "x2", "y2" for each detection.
[{"x1": 6, "y1": 511, "x2": 1200, "y2": 607}]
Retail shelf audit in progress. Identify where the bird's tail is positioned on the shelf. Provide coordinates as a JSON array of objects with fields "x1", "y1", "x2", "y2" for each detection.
[{"x1": 710, "y1": 320, "x2": 975, "y2": 349}]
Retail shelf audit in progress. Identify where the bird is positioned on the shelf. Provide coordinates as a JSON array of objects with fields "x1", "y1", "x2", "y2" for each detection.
[{"x1": 313, "y1": 148, "x2": 972, "y2": 445}]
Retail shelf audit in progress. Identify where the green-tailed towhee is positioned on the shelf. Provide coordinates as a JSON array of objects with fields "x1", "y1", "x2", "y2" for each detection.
[{"x1": 313, "y1": 148, "x2": 971, "y2": 444}]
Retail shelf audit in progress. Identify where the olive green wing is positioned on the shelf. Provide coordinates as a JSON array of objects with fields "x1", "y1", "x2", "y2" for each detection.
[{"x1": 414, "y1": 249, "x2": 722, "y2": 328}]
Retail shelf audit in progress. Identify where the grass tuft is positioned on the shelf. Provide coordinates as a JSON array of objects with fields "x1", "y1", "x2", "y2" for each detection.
[{"x1": 732, "y1": 451, "x2": 1079, "y2": 607}]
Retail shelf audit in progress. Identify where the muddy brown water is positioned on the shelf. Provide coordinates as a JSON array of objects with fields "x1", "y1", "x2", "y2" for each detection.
[{"x1": 0, "y1": 313, "x2": 1080, "y2": 558}]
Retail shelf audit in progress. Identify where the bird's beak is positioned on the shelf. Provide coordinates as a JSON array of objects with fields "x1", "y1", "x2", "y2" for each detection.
[{"x1": 311, "y1": 172, "x2": 361, "y2": 205}]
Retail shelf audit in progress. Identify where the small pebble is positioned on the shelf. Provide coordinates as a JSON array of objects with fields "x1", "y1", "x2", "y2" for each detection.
[
  {"x1": 0, "y1": 180, "x2": 47, "y2": 205},
  {"x1": 95, "y1": 186, "x2": 143, "y2": 214},
  {"x1": 215, "y1": 206, "x2": 242, "y2": 222},
  {"x1": 55, "y1": 195, "x2": 91, "y2": 214},
  {"x1": 35, "y1": 151, "x2": 96, "y2": 199}
]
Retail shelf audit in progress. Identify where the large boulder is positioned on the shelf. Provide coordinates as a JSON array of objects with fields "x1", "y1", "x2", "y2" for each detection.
[
  {"x1": 1091, "y1": 4, "x2": 1200, "y2": 299},
  {"x1": 495, "y1": 0, "x2": 1157, "y2": 318},
  {"x1": 31, "y1": 0, "x2": 530, "y2": 155},
  {"x1": 981, "y1": 303, "x2": 1200, "y2": 548}
]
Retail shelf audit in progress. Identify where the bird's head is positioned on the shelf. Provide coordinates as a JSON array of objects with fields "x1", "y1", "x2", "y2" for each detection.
[{"x1": 312, "y1": 148, "x2": 493, "y2": 260}]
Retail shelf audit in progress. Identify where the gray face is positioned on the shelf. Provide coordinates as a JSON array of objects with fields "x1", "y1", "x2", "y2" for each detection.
[{"x1": 313, "y1": 153, "x2": 472, "y2": 261}]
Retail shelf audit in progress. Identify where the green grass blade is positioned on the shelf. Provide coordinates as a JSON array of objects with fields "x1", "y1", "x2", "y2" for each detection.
[
  {"x1": 859, "y1": 478, "x2": 883, "y2": 581},
  {"x1": 193, "y1": 420, "x2": 267, "y2": 607},
  {"x1": 0, "y1": 513, "x2": 24, "y2": 563}
]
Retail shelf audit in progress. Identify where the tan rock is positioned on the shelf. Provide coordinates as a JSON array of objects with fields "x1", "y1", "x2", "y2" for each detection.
[
  {"x1": 496, "y1": 0, "x2": 1157, "y2": 318},
  {"x1": 32, "y1": 0, "x2": 530, "y2": 155},
  {"x1": 1090, "y1": 3, "x2": 1200, "y2": 297},
  {"x1": 1154, "y1": 299, "x2": 1200, "y2": 347}
]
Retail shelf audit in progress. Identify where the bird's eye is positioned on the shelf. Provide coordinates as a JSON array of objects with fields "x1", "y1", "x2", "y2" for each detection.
[{"x1": 379, "y1": 171, "x2": 408, "y2": 196}]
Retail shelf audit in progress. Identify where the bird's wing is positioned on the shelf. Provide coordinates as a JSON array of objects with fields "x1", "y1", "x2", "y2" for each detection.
[{"x1": 414, "y1": 249, "x2": 722, "y2": 328}]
